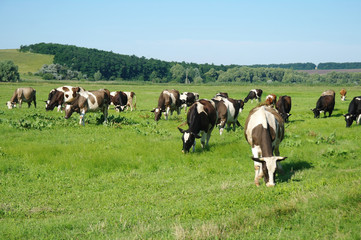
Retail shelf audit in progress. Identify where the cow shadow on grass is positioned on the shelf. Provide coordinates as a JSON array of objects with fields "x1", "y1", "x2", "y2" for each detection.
[{"x1": 277, "y1": 161, "x2": 313, "y2": 183}]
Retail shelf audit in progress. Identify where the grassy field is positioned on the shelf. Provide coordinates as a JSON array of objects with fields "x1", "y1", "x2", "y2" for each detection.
[
  {"x1": 0, "y1": 82, "x2": 361, "y2": 239},
  {"x1": 0, "y1": 49, "x2": 53, "y2": 74}
]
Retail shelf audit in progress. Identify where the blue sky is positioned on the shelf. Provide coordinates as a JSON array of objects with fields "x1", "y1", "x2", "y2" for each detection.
[{"x1": 1, "y1": 0, "x2": 360, "y2": 65}]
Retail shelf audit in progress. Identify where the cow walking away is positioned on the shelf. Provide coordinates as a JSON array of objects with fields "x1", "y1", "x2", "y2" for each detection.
[
  {"x1": 7, "y1": 87, "x2": 36, "y2": 109},
  {"x1": 276, "y1": 96, "x2": 292, "y2": 122},
  {"x1": 212, "y1": 95, "x2": 244, "y2": 135},
  {"x1": 180, "y1": 92, "x2": 199, "y2": 112},
  {"x1": 244, "y1": 89, "x2": 263, "y2": 103},
  {"x1": 312, "y1": 95, "x2": 335, "y2": 118},
  {"x1": 151, "y1": 89, "x2": 181, "y2": 121},
  {"x1": 64, "y1": 89, "x2": 110, "y2": 126},
  {"x1": 244, "y1": 106, "x2": 286, "y2": 187},
  {"x1": 340, "y1": 89, "x2": 347, "y2": 101},
  {"x1": 178, "y1": 99, "x2": 217, "y2": 153},
  {"x1": 344, "y1": 96, "x2": 361, "y2": 127}
]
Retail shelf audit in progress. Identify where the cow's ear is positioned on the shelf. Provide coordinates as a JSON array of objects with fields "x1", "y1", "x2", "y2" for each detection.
[
  {"x1": 288, "y1": 114, "x2": 292, "y2": 117},
  {"x1": 276, "y1": 157, "x2": 287, "y2": 161},
  {"x1": 178, "y1": 127, "x2": 185, "y2": 133},
  {"x1": 252, "y1": 157, "x2": 264, "y2": 163},
  {"x1": 151, "y1": 108, "x2": 155, "y2": 112}
]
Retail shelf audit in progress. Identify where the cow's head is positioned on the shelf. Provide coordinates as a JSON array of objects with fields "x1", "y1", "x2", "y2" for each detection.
[
  {"x1": 311, "y1": 108, "x2": 320, "y2": 118},
  {"x1": 151, "y1": 107, "x2": 163, "y2": 121},
  {"x1": 344, "y1": 113, "x2": 356, "y2": 127},
  {"x1": 64, "y1": 104, "x2": 79, "y2": 119},
  {"x1": 280, "y1": 112, "x2": 292, "y2": 122},
  {"x1": 115, "y1": 105, "x2": 126, "y2": 112},
  {"x1": 6, "y1": 101, "x2": 15, "y2": 109},
  {"x1": 178, "y1": 127, "x2": 201, "y2": 153},
  {"x1": 252, "y1": 156, "x2": 287, "y2": 187}
]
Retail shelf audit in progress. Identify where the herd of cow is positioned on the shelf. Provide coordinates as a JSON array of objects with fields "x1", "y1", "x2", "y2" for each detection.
[{"x1": 5, "y1": 86, "x2": 361, "y2": 186}]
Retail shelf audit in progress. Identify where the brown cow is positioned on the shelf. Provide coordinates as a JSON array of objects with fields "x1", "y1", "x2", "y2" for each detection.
[
  {"x1": 265, "y1": 94, "x2": 277, "y2": 106},
  {"x1": 340, "y1": 89, "x2": 347, "y2": 101},
  {"x1": 276, "y1": 96, "x2": 292, "y2": 122},
  {"x1": 151, "y1": 89, "x2": 181, "y2": 121},
  {"x1": 7, "y1": 87, "x2": 36, "y2": 109}
]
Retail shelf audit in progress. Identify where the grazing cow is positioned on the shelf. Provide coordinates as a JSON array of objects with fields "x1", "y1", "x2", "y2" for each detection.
[
  {"x1": 110, "y1": 91, "x2": 128, "y2": 112},
  {"x1": 340, "y1": 89, "x2": 347, "y2": 101},
  {"x1": 343, "y1": 96, "x2": 361, "y2": 127},
  {"x1": 180, "y1": 92, "x2": 199, "y2": 112},
  {"x1": 276, "y1": 96, "x2": 292, "y2": 122},
  {"x1": 265, "y1": 94, "x2": 277, "y2": 106},
  {"x1": 64, "y1": 89, "x2": 110, "y2": 126},
  {"x1": 215, "y1": 92, "x2": 228, "y2": 98},
  {"x1": 212, "y1": 95, "x2": 244, "y2": 135},
  {"x1": 244, "y1": 89, "x2": 263, "y2": 103},
  {"x1": 321, "y1": 89, "x2": 335, "y2": 97},
  {"x1": 178, "y1": 99, "x2": 217, "y2": 153},
  {"x1": 7, "y1": 87, "x2": 36, "y2": 109},
  {"x1": 124, "y1": 91, "x2": 136, "y2": 111},
  {"x1": 151, "y1": 89, "x2": 181, "y2": 121},
  {"x1": 46, "y1": 86, "x2": 86, "y2": 111},
  {"x1": 311, "y1": 95, "x2": 335, "y2": 118},
  {"x1": 244, "y1": 106, "x2": 286, "y2": 187}
]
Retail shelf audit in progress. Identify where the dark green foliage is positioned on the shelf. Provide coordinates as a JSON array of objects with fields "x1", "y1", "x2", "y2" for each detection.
[
  {"x1": 318, "y1": 62, "x2": 361, "y2": 69},
  {"x1": 0, "y1": 60, "x2": 20, "y2": 82}
]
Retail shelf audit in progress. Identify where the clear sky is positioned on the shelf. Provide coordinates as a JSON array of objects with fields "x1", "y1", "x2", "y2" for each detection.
[{"x1": 1, "y1": 0, "x2": 360, "y2": 65}]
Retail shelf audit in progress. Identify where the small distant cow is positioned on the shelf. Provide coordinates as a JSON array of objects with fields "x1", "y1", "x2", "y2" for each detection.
[
  {"x1": 212, "y1": 95, "x2": 244, "y2": 135},
  {"x1": 180, "y1": 92, "x2": 199, "y2": 112},
  {"x1": 340, "y1": 89, "x2": 347, "y2": 101},
  {"x1": 244, "y1": 106, "x2": 286, "y2": 187},
  {"x1": 276, "y1": 96, "x2": 292, "y2": 122},
  {"x1": 178, "y1": 99, "x2": 217, "y2": 153},
  {"x1": 64, "y1": 89, "x2": 110, "y2": 126},
  {"x1": 244, "y1": 89, "x2": 263, "y2": 103},
  {"x1": 7, "y1": 87, "x2": 36, "y2": 109},
  {"x1": 265, "y1": 94, "x2": 277, "y2": 106},
  {"x1": 151, "y1": 89, "x2": 181, "y2": 121},
  {"x1": 46, "y1": 86, "x2": 86, "y2": 111},
  {"x1": 312, "y1": 95, "x2": 335, "y2": 118},
  {"x1": 110, "y1": 91, "x2": 128, "y2": 112},
  {"x1": 124, "y1": 91, "x2": 136, "y2": 111},
  {"x1": 344, "y1": 96, "x2": 361, "y2": 127}
]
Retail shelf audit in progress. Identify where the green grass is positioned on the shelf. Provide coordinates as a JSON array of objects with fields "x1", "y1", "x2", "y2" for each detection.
[
  {"x1": 0, "y1": 49, "x2": 53, "y2": 74},
  {"x1": 0, "y1": 82, "x2": 361, "y2": 239}
]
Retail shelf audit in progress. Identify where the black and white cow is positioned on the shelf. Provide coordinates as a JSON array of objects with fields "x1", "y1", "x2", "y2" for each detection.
[
  {"x1": 311, "y1": 95, "x2": 335, "y2": 118},
  {"x1": 151, "y1": 89, "x2": 181, "y2": 121},
  {"x1": 344, "y1": 96, "x2": 361, "y2": 127},
  {"x1": 64, "y1": 89, "x2": 110, "y2": 126},
  {"x1": 178, "y1": 99, "x2": 217, "y2": 153},
  {"x1": 212, "y1": 95, "x2": 244, "y2": 135},
  {"x1": 7, "y1": 87, "x2": 36, "y2": 109},
  {"x1": 244, "y1": 89, "x2": 263, "y2": 103},
  {"x1": 46, "y1": 86, "x2": 76, "y2": 111},
  {"x1": 244, "y1": 106, "x2": 286, "y2": 187},
  {"x1": 180, "y1": 92, "x2": 199, "y2": 112},
  {"x1": 276, "y1": 96, "x2": 292, "y2": 122},
  {"x1": 110, "y1": 91, "x2": 128, "y2": 112}
]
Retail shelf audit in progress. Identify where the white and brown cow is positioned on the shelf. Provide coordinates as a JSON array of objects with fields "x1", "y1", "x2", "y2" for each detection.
[
  {"x1": 110, "y1": 91, "x2": 128, "y2": 112},
  {"x1": 340, "y1": 89, "x2": 347, "y2": 101},
  {"x1": 7, "y1": 87, "x2": 36, "y2": 109},
  {"x1": 244, "y1": 106, "x2": 286, "y2": 187},
  {"x1": 46, "y1": 86, "x2": 86, "y2": 111},
  {"x1": 344, "y1": 96, "x2": 361, "y2": 127},
  {"x1": 124, "y1": 91, "x2": 136, "y2": 111},
  {"x1": 151, "y1": 89, "x2": 181, "y2": 121},
  {"x1": 265, "y1": 94, "x2": 277, "y2": 107},
  {"x1": 180, "y1": 92, "x2": 199, "y2": 112},
  {"x1": 212, "y1": 95, "x2": 244, "y2": 135},
  {"x1": 244, "y1": 89, "x2": 263, "y2": 103},
  {"x1": 276, "y1": 95, "x2": 292, "y2": 122},
  {"x1": 178, "y1": 99, "x2": 217, "y2": 153},
  {"x1": 64, "y1": 89, "x2": 110, "y2": 126}
]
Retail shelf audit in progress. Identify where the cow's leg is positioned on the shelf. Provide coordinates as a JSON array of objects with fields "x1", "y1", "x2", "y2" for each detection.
[
  {"x1": 57, "y1": 105, "x2": 62, "y2": 112},
  {"x1": 164, "y1": 106, "x2": 170, "y2": 120},
  {"x1": 192, "y1": 140, "x2": 196, "y2": 152},
  {"x1": 19, "y1": 99, "x2": 22, "y2": 108},
  {"x1": 219, "y1": 118, "x2": 226, "y2": 135},
  {"x1": 103, "y1": 107, "x2": 108, "y2": 124},
  {"x1": 33, "y1": 96, "x2": 36, "y2": 108},
  {"x1": 356, "y1": 114, "x2": 361, "y2": 125},
  {"x1": 205, "y1": 131, "x2": 212, "y2": 148},
  {"x1": 27, "y1": 102, "x2": 31, "y2": 108},
  {"x1": 79, "y1": 110, "x2": 86, "y2": 126},
  {"x1": 201, "y1": 133, "x2": 207, "y2": 148},
  {"x1": 252, "y1": 146, "x2": 263, "y2": 186}
]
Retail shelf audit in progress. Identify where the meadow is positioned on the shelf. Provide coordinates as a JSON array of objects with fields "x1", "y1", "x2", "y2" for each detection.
[{"x1": 0, "y1": 82, "x2": 360, "y2": 239}]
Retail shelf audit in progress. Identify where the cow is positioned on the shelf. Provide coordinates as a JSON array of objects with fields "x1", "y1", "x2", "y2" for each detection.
[
  {"x1": 180, "y1": 92, "x2": 199, "y2": 112},
  {"x1": 265, "y1": 94, "x2": 277, "y2": 106},
  {"x1": 64, "y1": 89, "x2": 110, "y2": 126},
  {"x1": 340, "y1": 89, "x2": 347, "y2": 101},
  {"x1": 244, "y1": 106, "x2": 287, "y2": 187},
  {"x1": 343, "y1": 96, "x2": 361, "y2": 127},
  {"x1": 110, "y1": 91, "x2": 128, "y2": 112},
  {"x1": 151, "y1": 89, "x2": 181, "y2": 121},
  {"x1": 276, "y1": 96, "x2": 292, "y2": 122},
  {"x1": 7, "y1": 87, "x2": 36, "y2": 109},
  {"x1": 215, "y1": 92, "x2": 228, "y2": 98},
  {"x1": 178, "y1": 99, "x2": 217, "y2": 153},
  {"x1": 244, "y1": 89, "x2": 263, "y2": 103},
  {"x1": 311, "y1": 95, "x2": 335, "y2": 118},
  {"x1": 321, "y1": 89, "x2": 335, "y2": 97},
  {"x1": 212, "y1": 95, "x2": 244, "y2": 135},
  {"x1": 124, "y1": 91, "x2": 136, "y2": 111},
  {"x1": 62, "y1": 86, "x2": 87, "y2": 103}
]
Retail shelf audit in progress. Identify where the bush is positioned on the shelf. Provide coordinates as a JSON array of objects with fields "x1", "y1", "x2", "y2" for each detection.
[{"x1": 0, "y1": 61, "x2": 20, "y2": 82}]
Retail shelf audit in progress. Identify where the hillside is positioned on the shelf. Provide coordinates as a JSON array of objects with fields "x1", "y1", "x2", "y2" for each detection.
[{"x1": 0, "y1": 49, "x2": 53, "y2": 74}]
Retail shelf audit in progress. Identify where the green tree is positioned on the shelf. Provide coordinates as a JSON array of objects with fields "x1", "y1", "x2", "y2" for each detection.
[
  {"x1": 94, "y1": 70, "x2": 102, "y2": 81},
  {"x1": 170, "y1": 64, "x2": 185, "y2": 83},
  {"x1": 0, "y1": 60, "x2": 20, "y2": 82}
]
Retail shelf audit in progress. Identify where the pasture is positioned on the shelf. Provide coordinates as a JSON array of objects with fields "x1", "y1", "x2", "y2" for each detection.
[{"x1": 1, "y1": 82, "x2": 360, "y2": 239}]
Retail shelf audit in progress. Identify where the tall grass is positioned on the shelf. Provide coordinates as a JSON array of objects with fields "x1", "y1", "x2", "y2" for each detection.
[{"x1": 0, "y1": 82, "x2": 360, "y2": 239}]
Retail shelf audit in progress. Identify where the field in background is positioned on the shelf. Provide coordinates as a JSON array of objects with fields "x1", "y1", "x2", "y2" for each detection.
[
  {"x1": 0, "y1": 49, "x2": 53, "y2": 74},
  {"x1": 1, "y1": 82, "x2": 361, "y2": 239}
]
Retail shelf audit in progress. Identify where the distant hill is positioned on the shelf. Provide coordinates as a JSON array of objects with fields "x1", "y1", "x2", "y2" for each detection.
[{"x1": 0, "y1": 49, "x2": 53, "y2": 74}]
